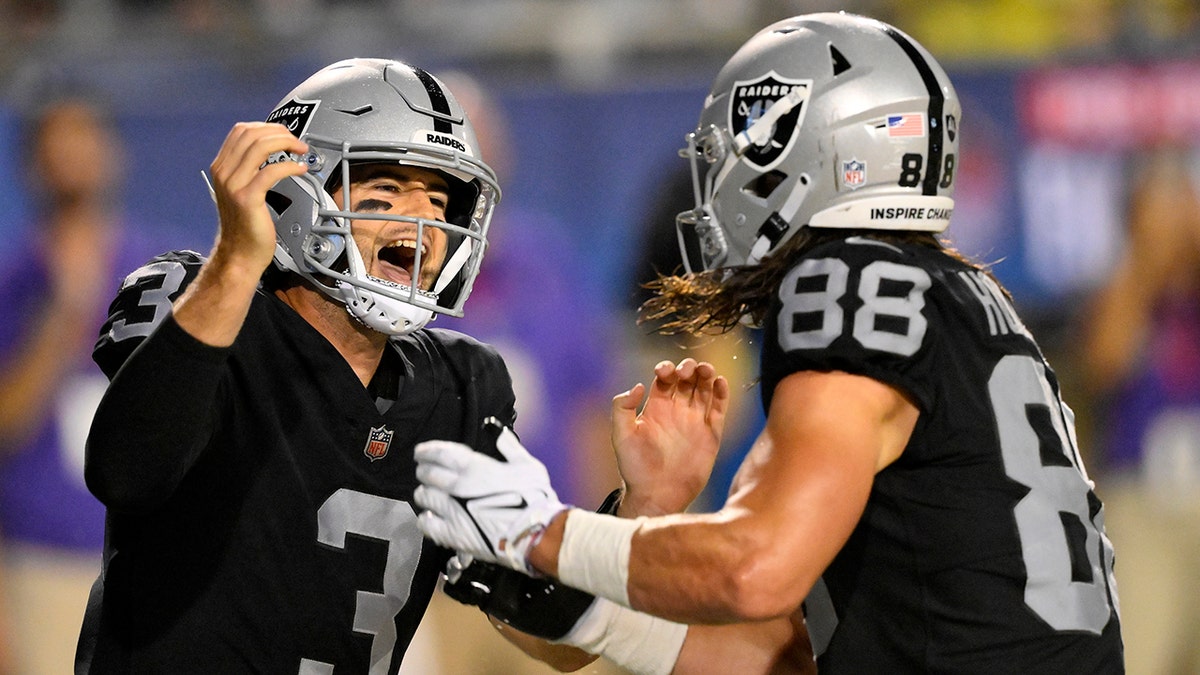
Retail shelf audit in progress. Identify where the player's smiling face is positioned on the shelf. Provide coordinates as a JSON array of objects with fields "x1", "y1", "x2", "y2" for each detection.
[{"x1": 333, "y1": 163, "x2": 451, "y2": 291}]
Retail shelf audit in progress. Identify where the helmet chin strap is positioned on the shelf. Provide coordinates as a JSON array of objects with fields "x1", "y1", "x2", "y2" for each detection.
[
  {"x1": 340, "y1": 284, "x2": 435, "y2": 336},
  {"x1": 335, "y1": 242, "x2": 435, "y2": 336},
  {"x1": 746, "y1": 234, "x2": 773, "y2": 267},
  {"x1": 434, "y1": 237, "x2": 473, "y2": 294},
  {"x1": 746, "y1": 173, "x2": 810, "y2": 266}
]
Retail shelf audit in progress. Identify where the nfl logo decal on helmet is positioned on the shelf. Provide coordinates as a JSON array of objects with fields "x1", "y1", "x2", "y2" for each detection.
[{"x1": 842, "y1": 159, "x2": 866, "y2": 190}]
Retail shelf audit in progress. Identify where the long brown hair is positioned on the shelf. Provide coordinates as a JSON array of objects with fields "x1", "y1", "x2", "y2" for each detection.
[{"x1": 640, "y1": 228, "x2": 997, "y2": 337}]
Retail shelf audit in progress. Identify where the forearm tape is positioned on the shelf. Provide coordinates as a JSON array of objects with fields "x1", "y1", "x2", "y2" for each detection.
[
  {"x1": 557, "y1": 508, "x2": 643, "y2": 607},
  {"x1": 553, "y1": 597, "x2": 687, "y2": 675},
  {"x1": 552, "y1": 507, "x2": 687, "y2": 674}
]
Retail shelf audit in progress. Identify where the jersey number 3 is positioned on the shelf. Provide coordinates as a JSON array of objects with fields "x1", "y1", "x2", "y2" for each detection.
[{"x1": 301, "y1": 489, "x2": 422, "y2": 674}]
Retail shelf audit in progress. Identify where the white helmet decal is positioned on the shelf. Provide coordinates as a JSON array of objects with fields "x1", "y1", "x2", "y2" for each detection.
[
  {"x1": 729, "y1": 72, "x2": 811, "y2": 171},
  {"x1": 265, "y1": 97, "x2": 320, "y2": 137}
]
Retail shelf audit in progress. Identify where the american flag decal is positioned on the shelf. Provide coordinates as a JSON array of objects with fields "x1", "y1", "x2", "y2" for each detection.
[
  {"x1": 363, "y1": 426, "x2": 394, "y2": 462},
  {"x1": 886, "y1": 113, "x2": 926, "y2": 138}
]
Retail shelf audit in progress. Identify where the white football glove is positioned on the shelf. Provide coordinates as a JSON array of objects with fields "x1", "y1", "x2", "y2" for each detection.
[{"x1": 414, "y1": 419, "x2": 567, "y2": 574}]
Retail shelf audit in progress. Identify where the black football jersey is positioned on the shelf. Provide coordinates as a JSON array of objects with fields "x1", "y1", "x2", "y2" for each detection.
[
  {"x1": 760, "y1": 237, "x2": 1123, "y2": 673},
  {"x1": 77, "y1": 251, "x2": 517, "y2": 674}
]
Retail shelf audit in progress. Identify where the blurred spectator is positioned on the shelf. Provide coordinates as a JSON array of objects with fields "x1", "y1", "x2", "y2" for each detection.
[
  {"x1": 0, "y1": 97, "x2": 166, "y2": 674},
  {"x1": 1079, "y1": 147, "x2": 1200, "y2": 675}
]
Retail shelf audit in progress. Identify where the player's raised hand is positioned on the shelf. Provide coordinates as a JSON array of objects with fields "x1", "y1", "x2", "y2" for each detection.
[
  {"x1": 207, "y1": 122, "x2": 309, "y2": 274},
  {"x1": 414, "y1": 418, "x2": 567, "y2": 574},
  {"x1": 173, "y1": 123, "x2": 310, "y2": 347},
  {"x1": 610, "y1": 358, "x2": 729, "y2": 517}
]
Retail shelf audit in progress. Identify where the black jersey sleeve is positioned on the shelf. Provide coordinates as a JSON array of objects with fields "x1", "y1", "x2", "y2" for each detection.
[
  {"x1": 425, "y1": 327, "x2": 519, "y2": 436},
  {"x1": 86, "y1": 251, "x2": 231, "y2": 513},
  {"x1": 760, "y1": 237, "x2": 942, "y2": 412},
  {"x1": 93, "y1": 250, "x2": 206, "y2": 379}
]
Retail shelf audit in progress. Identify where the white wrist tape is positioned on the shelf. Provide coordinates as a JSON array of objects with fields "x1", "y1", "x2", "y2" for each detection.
[
  {"x1": 557, "y1": 509, "x2": 642, "y2": 606},
  {"x1": 554, "y1": 597, "x2": 687, "y2": 675}
]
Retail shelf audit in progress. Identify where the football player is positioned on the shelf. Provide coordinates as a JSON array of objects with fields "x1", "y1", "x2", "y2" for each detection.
[
  {"x1": 75, "y1": 58, "x2": 727, "y2": 673},
  {"x1": 412, "y1": 13, "x2": 1126, "y2": 674}
]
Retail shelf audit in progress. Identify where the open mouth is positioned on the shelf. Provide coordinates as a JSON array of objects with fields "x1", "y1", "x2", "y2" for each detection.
[{"x1": 378, "y1": 239, "x2": 425, "y2": 286}]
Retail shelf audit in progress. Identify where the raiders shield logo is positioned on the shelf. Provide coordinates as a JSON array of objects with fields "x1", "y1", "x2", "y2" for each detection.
[
  {"x1": 363, "y1": 426, "x2": 394, "y2": 462},
  {"x1": 729, "y1": 72, "x2": 811, "y2": 170},
  {"x1": 265, "y1": 97, "x2": 320, "y2": 138}
]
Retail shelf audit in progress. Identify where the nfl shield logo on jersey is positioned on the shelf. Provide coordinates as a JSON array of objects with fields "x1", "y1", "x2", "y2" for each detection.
[{"x1": 363, "y1": 426, "x2": 394, "y2": 462}]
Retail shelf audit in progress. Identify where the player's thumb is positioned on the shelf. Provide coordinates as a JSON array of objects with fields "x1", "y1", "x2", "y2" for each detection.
[{"x1": 611, "y1": 383, "x2": 644, "y2": 440}]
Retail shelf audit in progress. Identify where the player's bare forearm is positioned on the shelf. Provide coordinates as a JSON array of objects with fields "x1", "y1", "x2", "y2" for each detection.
[
  {"x1": 490, "y1": 620, "x2": 598, "y2": 672},
  {"x1": 171, "y1": 253, "x2": 266, "y2": 347},
  {"x1": 673, "y1": 615, "x2": 815, "y2": 675},
  {"x1": 530, "y1": 372, "x2": 903, "y2": 626}
]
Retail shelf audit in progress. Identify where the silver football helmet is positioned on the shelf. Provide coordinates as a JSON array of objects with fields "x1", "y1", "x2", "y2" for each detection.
[
  {"x1": 264, "y1": 58, "x2": 500, "y2": 335},
  {"x1": 678, "y1": 12, "x2": 960, "y2": 272}
]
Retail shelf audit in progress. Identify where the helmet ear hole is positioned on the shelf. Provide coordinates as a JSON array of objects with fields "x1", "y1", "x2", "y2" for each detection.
[
  {"x1": 442, "y1": 174, "x2": 482, "y2": 227},
  {"x1": 744, "y1": 170, "x2": 788, "y2": 199},
  {"x1": 266, "y1": 190, "x2": 293, "y2": 217}
]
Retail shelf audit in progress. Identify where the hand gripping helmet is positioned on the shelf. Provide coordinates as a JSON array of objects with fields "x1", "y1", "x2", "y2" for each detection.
[
  {"x1": 677, "y1": 12, "x2": 960, "y2": 272},
  {"x1": 264, "y1": 58, "x2": 500, "y2": 335}
]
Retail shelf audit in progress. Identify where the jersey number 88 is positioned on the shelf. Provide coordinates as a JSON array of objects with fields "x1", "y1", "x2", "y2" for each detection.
[{"x1": 778, "y1": 257, "x2": 1117, "y2": 634}]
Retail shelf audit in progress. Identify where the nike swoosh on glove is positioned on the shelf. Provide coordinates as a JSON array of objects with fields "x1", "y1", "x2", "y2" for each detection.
[{"x1": 414, "y1": 419, "x2": 568, "y2": 574}]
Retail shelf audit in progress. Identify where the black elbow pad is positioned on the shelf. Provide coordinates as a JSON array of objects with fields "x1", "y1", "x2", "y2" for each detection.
[{"x1": 441, "y1": 487, "x2": 624, "y2": 640}]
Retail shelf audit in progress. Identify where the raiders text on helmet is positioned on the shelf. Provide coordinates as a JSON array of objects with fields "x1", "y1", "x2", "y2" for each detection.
[
  {"x1": 264, "y1": 58, "x2": 500, "y2": 335},
  {"x1": 677, "y1": 12, "x2": 961, "y2": 272}
]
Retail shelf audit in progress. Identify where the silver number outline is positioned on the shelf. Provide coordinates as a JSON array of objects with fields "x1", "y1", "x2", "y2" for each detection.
[
  {"x1": 107, "y1": 260, "x2": 188, "y2": 341},
  {"x1": 989, "y1": 354, "x2": 1116, "y2": 633},
  {"x1": 778, "y1": 257, "x2": 930, "y2": 356},
  {"x1": 300, "y1": 489, "x2": 423, "y2": 674}
]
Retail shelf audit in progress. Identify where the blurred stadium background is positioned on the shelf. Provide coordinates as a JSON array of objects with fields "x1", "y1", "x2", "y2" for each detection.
[{"x1": 2, "y1": 0, "x2": 1197, "y2": 314}]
